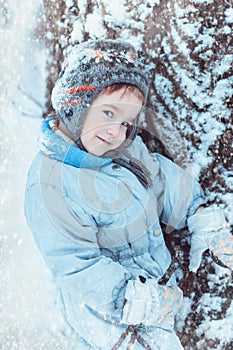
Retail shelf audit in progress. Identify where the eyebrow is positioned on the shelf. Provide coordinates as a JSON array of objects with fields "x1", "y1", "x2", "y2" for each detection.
[
  {"x1": 101, "y1": 104, "x2": 121, "y2": 112},
  {"x1": 101, "y1": 103, "x2": 140, "y2": 113}
]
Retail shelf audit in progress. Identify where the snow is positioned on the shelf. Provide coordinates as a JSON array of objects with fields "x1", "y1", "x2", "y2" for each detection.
[
  {"x1": 225, "y1": 7, "x2": 233, "y2": 24},
  {"x1": 0, "y1": 109, "x2": 77, "y2": 348},
  {"x1": 85, "y1": 9, "x2": 107, "y2": 39},
  {"x1": 70, "y1": 20, "x2": 84, "y2": 43},
  {"x1": 196, "y1": 297, "x2": 233, "y2": 346},
  {"x1": 1, "y1": 0, "x2": 233, "y2": 349},
  {"x1": 0, "y1": 1, "x2": 81, "y2": 348},
  {"x1": 192, "y1": 0, "x2": 213, "y2": 3}
]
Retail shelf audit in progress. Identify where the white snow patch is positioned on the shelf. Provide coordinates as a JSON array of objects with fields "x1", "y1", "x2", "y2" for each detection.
[
  {"x1": 225, "y1": 7, "x2": 233, "y2": 24},
  {"x1": 192, "y1": 0, "x2": 213, "y2": 3},
  {"x1": 85, "y1": 9, "x2": 107, "y2": 39},
  {"x1": 171, "y1": 26, "x2": 191, "y2": 56},
  {"x1": 196, "y1": 299, "x2": 233, "y2": 343},
  {"x1": 71, "y1": 20, "x2": 84, "y2": 43}
]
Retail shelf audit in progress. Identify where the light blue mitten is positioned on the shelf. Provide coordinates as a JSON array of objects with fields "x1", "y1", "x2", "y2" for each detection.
[
  {"x1": 188, "y1": 206, "x2": 233, "y2": 272},
  {"x1": 121, "y1": 278, "x2": 182, "y2": 325}
]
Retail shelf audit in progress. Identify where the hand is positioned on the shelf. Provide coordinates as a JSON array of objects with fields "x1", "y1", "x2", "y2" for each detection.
[
  {"x1": 188, "y1": 206, "x2": 233, "y2": 272},
  {"x1": 121, "y1": 278, "x2": 182, "y2": 325}
]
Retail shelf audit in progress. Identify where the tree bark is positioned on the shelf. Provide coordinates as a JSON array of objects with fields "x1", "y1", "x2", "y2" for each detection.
[{"x1": 41, "y1": 1, "x2": 233, "y2": 348}]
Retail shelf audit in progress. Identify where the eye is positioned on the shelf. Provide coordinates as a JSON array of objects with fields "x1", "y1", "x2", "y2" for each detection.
[
  {"x1": 121, "y1": 121, "x2": 130, "y2": 128},
  {"x1": 103, "y1": 110, "x2": 114, "y2": 118}
]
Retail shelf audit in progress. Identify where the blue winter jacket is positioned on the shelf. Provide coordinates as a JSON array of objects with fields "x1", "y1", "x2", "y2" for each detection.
[{"x1": 24, "y1": 126, "x2": 204, "y2": 350}]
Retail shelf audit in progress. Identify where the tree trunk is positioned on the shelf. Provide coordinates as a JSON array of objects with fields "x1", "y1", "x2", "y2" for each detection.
[{"x1": 41, "y1": 1, "x2": 233, "y2": 348}]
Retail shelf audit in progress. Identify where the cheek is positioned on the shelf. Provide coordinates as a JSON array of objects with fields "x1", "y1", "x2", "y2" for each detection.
[
  {"x1": 82, "y1": 122, "x2": 103, "y2": 137},
  {"x1": 116, "y1": 129, "x2": 127, "y2": 144},
  {"x1": 121, "y1": 129, "x2": 127, "y2": 140}
]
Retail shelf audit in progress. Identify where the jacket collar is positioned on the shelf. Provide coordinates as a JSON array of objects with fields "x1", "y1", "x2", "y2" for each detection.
[
  {"x1": 39, "y1": 118, "x2": 152, "y2": 188},
  {"x1": 39, "y1": 118, "x2": 112, "y2": 169}
]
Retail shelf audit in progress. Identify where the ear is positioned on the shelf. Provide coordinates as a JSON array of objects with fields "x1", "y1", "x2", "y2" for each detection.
[{"x1": 58, "y1": 120, "x2": 75, "y2": 141}]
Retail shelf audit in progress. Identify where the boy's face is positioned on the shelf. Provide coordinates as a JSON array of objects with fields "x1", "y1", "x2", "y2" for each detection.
[{"x1": 80, "y1": 87, "x2": 143, "y2": 156}]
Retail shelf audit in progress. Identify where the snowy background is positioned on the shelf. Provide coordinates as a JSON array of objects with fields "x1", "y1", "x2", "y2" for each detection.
[
  {"x1": 0, "y1": 1, "x2": 79, "y2": 349},
  {"x1": 0, "y1": 0, "x2": 233, "y2": 349}
]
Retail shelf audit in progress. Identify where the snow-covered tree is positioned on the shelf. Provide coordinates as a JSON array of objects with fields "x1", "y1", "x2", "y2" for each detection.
[
  {"x1": 40, "y1": 1, "x2": 233, "y2": 349},
  {"x1": 1, "y1": 0, "x2": 232, "y2": 348}
]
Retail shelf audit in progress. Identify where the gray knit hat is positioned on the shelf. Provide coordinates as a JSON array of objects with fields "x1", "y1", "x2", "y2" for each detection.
[{"x1": 51, "y1": 39, "x2": 149, "y2": 141}]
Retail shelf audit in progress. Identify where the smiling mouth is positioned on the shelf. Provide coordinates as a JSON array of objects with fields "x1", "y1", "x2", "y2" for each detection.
[{"x1": 96, "y1": 136, "x2": 111, "y2": 144}]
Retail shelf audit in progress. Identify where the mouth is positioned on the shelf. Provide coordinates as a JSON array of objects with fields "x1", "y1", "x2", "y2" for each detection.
[{"x1": 96, "y1": 135, "x2": 111, "y2": 144}]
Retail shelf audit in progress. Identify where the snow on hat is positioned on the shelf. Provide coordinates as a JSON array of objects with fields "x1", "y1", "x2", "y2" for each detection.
[{"x1": 51, "y1": 39, "x2": 149, "y2": 141}]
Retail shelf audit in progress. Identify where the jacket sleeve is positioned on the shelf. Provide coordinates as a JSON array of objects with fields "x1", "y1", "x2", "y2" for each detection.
[
  {"x1": 24, "y1": 181, "x2": 131, "y2": 323},
  {"x1": 153, "y1": 154, "x2": 205, "y2": 231}
]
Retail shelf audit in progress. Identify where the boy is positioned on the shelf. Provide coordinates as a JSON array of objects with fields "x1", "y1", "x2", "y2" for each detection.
[{"x1": 25, "y1": 39, "x2": 233, "y2": 349}]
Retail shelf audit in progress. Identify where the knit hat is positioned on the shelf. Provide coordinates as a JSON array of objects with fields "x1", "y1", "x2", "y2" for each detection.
[{"x1": 51, "y1": 39, "x2": 149, "y2": 141}]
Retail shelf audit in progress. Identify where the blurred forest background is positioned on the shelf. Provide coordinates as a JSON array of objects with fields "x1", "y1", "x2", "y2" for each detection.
[{"x1": 0, "y1": 0, "x2": 233, "y2": 349}]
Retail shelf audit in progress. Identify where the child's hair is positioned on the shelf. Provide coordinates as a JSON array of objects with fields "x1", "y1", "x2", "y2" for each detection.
[{"x1": 101, "y1": 83, "x2": 144, "y2": 102}]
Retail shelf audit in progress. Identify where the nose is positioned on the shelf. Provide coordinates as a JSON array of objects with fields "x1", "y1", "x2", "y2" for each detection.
[{"x1": 106, "y1": 123, "x2": 122, "y2": 138}]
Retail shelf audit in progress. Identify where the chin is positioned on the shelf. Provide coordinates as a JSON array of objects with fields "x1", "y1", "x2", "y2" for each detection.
[{"x1": 89, "y1": 149, "x2": 106, "y2": 157}]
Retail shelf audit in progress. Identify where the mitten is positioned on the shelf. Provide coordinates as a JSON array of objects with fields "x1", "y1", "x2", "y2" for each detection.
[
  {"x1": 121, "y1": 278, "x2": 182, "y2": 325},
  {"x1": 188, "y1": 206, "x2": 233, "y2": 272}
]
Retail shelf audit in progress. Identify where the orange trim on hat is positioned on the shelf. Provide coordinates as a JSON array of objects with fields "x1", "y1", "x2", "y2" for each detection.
[{"x1": 67, "y1": 86, "x2": 96, "y2": 94}]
